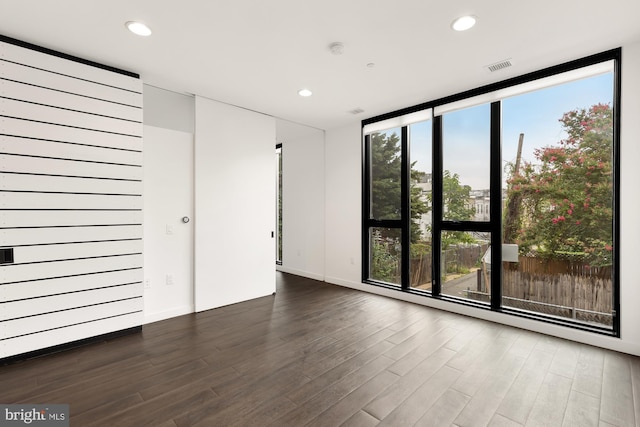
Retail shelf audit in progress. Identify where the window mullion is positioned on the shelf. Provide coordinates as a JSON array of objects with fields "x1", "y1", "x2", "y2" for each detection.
[
  {"x1": 362, "y1": 133, "x2": 371, "y2": 282},
  {"x1": 490, "y1": 101, "x2": 502, "y2": 311},
  {"x1": 401, "y1": 126, "x2": 410, "y2": 290},
  {"x1": 431, "y1": 116, "x2": 443, "y2": 296}
]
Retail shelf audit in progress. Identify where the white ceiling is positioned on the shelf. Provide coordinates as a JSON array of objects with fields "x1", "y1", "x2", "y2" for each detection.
[{"x1": 1, "y1": 0, "x2": 639, "y2": 131}]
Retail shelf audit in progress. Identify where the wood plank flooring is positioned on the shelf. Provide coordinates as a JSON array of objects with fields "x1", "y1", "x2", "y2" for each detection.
[{"x1": 0, "y1": 272, "x2": 638, "y2": 426}]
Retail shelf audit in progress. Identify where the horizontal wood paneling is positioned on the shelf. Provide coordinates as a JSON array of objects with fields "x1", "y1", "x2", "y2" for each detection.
[
  {"x1": 0, "y1": 173, "x2": 142, "y2": 195},
  {"x1": 0, "y1": 312, "x2": 142, "y2": 359},
  {"x1": 0, "y1": 60, "x2": 142, "y2": 107},
  {"x1": 0, "y1": 298, "x2": 141, "y2": 340},
  {"x1": 0, "y1": 192, "x2": 142, "y2": 210},
  {"x1": 1, "y1": 298, "x2": 142, "y2": 340},
  {"x1": 0, "y1": 135, "x2": 143, "y2": 165},
  {"x1": 0, "y1": 41, "x2": 141, "y2": 93},
  {"x1": 1, "y1": 254, "x2": 142, "y2": 284},
  {"x1": 0, "y1": 78, "x2": 142, "y2": 121},
  {"x1": 0, "y1": 225, "x2": 142, "y2": 246},
  {"x1": 0, "y1": 210, "x2": 142, "y2": 227},
  {"x1": 0, "y1": 116, "x2": 142, "y2": 151},
  {"x1": 0, "y1": 283, "x2": 142, "y2": 320},
  {"x1": 0, "y1": 97, "x2": 142, "y2": 136},
  {"x1": 0, "y1": 38, "x2": 143, "y2": 360},
  {"x1": 0, "y1": 154, "x2": 141, "y2": 180},
  {"x1": 0, "y1": 269, "x2": 142, "y2": 302},
  {"x1": 9, "y1": 241, "x2": 142, "y2": 264}
]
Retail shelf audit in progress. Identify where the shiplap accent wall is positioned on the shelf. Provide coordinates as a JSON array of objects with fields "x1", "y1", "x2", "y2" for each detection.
[{"x1": 0, "y1": 38, "x2": 143, "y2": 360}]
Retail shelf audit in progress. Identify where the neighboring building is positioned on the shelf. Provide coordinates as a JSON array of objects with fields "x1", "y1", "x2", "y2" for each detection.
[
  {"x1": 468, "y1": 189, "x2": 508, "y2": 222},
  {"x1": 414, "y1": 172, "x2": 432, "y2": 237}
]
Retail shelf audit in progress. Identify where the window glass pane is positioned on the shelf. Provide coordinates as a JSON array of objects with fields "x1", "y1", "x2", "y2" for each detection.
[
  {"x1": 409, "y1": 120, "x2": 433, "y2": 290},
  {"x1": 369, "y1": 227, "x2": 401, "y2": 286},
  {"x1": 501, "y1": 72, "x2": 614, "y2": 328},
  {"x1": 370, "y1": 129, "x2": 402, "y2": 220},
  {"x1": 442, "y1": 104, "x2": 491, "y2": 221},
  {"x1": 275, "y1": 146, "x2": 282, "y2": 263},
  {"x1": 440, "y1": 231, "x2": 490, "y2": 303}
]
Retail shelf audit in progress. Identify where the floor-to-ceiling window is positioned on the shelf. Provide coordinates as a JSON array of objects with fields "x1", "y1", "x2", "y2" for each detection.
[
  {"x1": 276, "y1": 144, "x2": 283, "y2": 265},
  {"x1": 409, "y1": 120, "x2": 433, "y2": 290},
  {"x1": 366, "y1": 127, "x2": 403, "y2": 286},
  {"x1": 362, "y1": 49, "x2": 620, "y2": 334},
  {"x1": 439, "y1": 103, "x2": 492, "y2": 303},
  {"x1": 363, "y1": 112, "x2": 433, "y2": 289},
  {"x1": 500, "y1": 71, "x2": 615, "y2": 327}
]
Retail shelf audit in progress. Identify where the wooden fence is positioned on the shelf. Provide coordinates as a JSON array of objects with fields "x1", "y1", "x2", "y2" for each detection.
[
  {"x1": 500, "y1": 257, "x2": 612, "y2": 325},
  {"x1": 509, "y1": 256, "x2": 611, "y2": 278},
  {"x1": 411, "y1": 244, "x2": 487, "y2": 287},
  {"x1": 411, "y1": 253, "x2": 432, "y2": 287},
  {"x1": 412, "y1": 250, "x2": 613, "y2": 326}
]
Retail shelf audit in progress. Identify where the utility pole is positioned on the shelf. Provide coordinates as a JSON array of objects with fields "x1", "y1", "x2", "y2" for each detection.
[{"x1": 503, "y1": 133, "x2": 524, "y2": 244}]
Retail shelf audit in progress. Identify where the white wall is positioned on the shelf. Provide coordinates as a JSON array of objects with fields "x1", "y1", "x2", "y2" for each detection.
[
  {"x1": 276, "y1": 119, "x2": 326, "y2": 280},
  {"x1": 322, "y1": 41, "x2": 640, "y2": 356},
  {"x1": 194, "y1": 97, "x2": 276, "y2": 311},
  {"x1": 142, "y1": 86, "x2": 195, "y2": 324},
  {"x1": 618, "y1": 40, "x2": 640, "y2": 354},
  {"x1": 143, "y1": 85, "x2": 195, "y2": 134},
  {"x1": 143, "y1": 125, "x2": 194, "y2": 323},
  {"x1": 324, "y1": 122, "x2": 362, "y2": 286}
]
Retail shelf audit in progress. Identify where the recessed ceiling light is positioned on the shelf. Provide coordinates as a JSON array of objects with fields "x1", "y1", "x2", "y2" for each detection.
[
  {"x1": 126, "y1": 21, "x2": 152, "y2": 37},
  {"x1": 298, "y1": 89, "x2": 313, "y2": 97},
  {"x1": 451, "y1": 15, "x2": 477, "y2": 31}
]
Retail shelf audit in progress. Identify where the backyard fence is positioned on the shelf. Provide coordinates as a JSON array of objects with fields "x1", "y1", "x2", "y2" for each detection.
[
  {"x1": 412, "y1": 249, "x2": 613, "y2": 326},
  {"x1": 500, "y1": 256, "x2": 613, "y2": 325},
  {"x1": 411, "y1": 244, "x2": 487, "y2": 288},
  {"x1": 411, "y1": 253, "x2": 432, "y2": 287}
]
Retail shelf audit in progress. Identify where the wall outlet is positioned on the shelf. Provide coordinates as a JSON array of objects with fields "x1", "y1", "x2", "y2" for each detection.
[
  {"x1": 166, "y1": 274, "x2": 174, "y2": 286},
  {"x1": 144, "y1": 279, "x2": 151, "y2": 289}
]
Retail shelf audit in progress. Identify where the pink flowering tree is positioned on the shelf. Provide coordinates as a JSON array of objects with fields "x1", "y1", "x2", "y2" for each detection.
[{"x1": 506, "y1": 103, "x2": 613, "y2": 266}]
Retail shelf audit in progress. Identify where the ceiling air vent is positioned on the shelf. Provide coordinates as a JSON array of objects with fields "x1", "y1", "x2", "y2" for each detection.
[
  {"x1": 486, "y1": 59, "x2": 512, "y2": 73},
  {"x1": 349, "y1": 108, "x2": 365, "y2": 115}
]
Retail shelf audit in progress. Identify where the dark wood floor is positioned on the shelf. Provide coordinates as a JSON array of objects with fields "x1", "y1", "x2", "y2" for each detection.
[{"x1": 1, "y1": 272, "x2": 639, "y2": 426}]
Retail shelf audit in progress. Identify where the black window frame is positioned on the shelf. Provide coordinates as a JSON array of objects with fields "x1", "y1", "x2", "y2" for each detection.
[
  {"x1": 362, "y1": 48, "x2": 621, "y2": 336},
  {"x1": 275, "y1": 143, "x2": 283, "y2": 266}
]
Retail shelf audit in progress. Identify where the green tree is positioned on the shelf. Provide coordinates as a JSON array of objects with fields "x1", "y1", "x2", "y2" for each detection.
[
  {"x1": 422, "y1": 170, "x2": 476, "y2": 249},
  {"x1": 370, "y1": 131, "x2": 430, "y2": 242},
  {"x1": 506, "y1": 103, "x2": 613, "y2": 265},
  {"x1": 370, "y1": 131, "x2": 480, "y2": 281},
  {"x1": 369, "y1": 131, "x2": 402, "y2": 283},
  {"x1": 442, "y1": 170, "x2": 476, "y2": 222},
  {"x1": 440, "y1": 170, "x2": 476, "y2": 248},
  {"x1": 370, "y1": 131, "x2": 431, "y2": 282},
  {"x1": 409, "y1": 165, "x2": 429, "y2": 243},
  {"x1": 370, "y1": 131, "x2": 402, "y2": 220}
]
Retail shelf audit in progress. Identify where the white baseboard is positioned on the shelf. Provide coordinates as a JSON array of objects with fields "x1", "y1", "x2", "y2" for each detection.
[
  {"x1": 276, "y1": 265, "x2": 324, "y2": 282},
  {"x1": 324, "y1": 276, "x2": 362, "y2": 289},
  {"x1": 144, "y1": 305, "x2": 194, "y2": 324}
]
